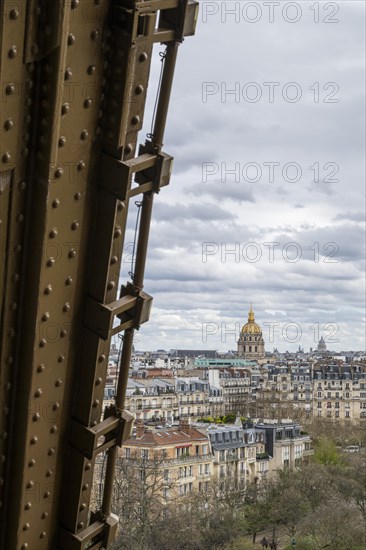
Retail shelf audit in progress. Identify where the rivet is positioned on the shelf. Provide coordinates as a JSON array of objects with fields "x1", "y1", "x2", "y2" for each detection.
[
  {"x1": 41, "y1": 512, "x2": 48, "y2": 519},
  {"x1": 117, "y1": 201, "x2": 124, "y2": 211},
  {"x1": 68, "y1": 249, "x2": 76, "y2": 258},
  {"x1": 46, "y1": 469, "x2": 53, "y2": 477},
  {"x1": 32, "y1": 413, "x2": 40, "y2": 422},
  {"x1": 92, "y1": 400, "x2": 99, "y2": 408},
  {"x1": 58, "y1": 136, "x2": 66, "y2": 147},
  {"x1": 114, "y1": 228, "x2": 122, "y2": 238},
  {"x1": 79, "y1": 503, "x2": 86, "y2": 511},
  {"x1": 5, "y1": 84, "x2": 15, "y2": 95},
  {"x1": 30, "y1": 436, "x2": 38, "y2": 445},
  {"x1": 34, "y1": 388, "x2": 42, "y2": 397},
  {"x1": 52, "y1": 199, "x2": 60, "y2": 208},
  {"x1": 110, "y1": 256, "x2": 118, "y2": 265},
  {"x1": 21, "y1": 147, "x2": 30, "y2": 157},
  {"x1": 9, "y1": 302, "x2": 17, "y2": 311},
  {"x1": 71, "y1": 221, "x2": 79, "y2": 230},
  {"x1": 17, "y1": 214, "x2": 24, "y2": 223},
  {"x1": 40, "y1": 531, "x2": 47, "y2": 538},
  {"x1": 60, "y1": 329, "x2": 67, "y2": 337},
  {"x1": 9, "y1": 8, "x2": 19, "y2": 19},
  {"x1": 98, "y1": 354, "x2": 106, "y2": 363},
  {"x1": 55, "y1": 379, "x2": 62, "y2": 387},
  {"x1": 95, "y1": 378, "x2": 102, "y2": 385},
  {"x1": 25, "y1": 502, "x2": 32, "y2": 510},
  {"x1": 44, "y1": 285, "x2": 53, "y2": 295},
  {"x1": 27, "y1": 481, "x2": 34, "y2": 489},
  {"x1": 8, "y1": 45, "x2": 18, "y2": 59},
  {"x1": 125, "y1": 144, "x2": 132, "y2": 154},
  {"x1": 85, "y1": 462, "x2": 92, "y2": 471},
  {"x1": 107, "y1": 281, "x2": 115, "y2": 290},
  {"x1": 48, "y1": 448, "x2": 55, "y2": 456},
  {"x1": 39, "y1": 338, "x2": 47, "y2": 347},
  {"x1": 65, "y1": 276, "x2": 73, "y2": 286},
  {"x1": 82, "y1": 483, "x2": 89, "y2": 491},
  {"x1": 77, "y1": 161, "x2": 85, "y2": 171},
  {"x1": 46, "y1": 258, "x2": 55, "y2": 267},
  {"x1": 2, "y1": 152, "x2": 11, "y2": 164},
  {"x1": 49, "y1": 229, "x2": 57, "y2": 239},
  {"x1": 14, "y1": 244, "x2": 22, "y2": 252},
  {"x1": 87, "y1": 65, "x2": 96, "y2": 75},
  {"x1": 41, "y1": 313, "x2": 50, "y2": 322},
  {"x1": 131, "y1": 115, "x2": 140, "y2": 126},
  {"x1": 139, "y1": 52, "x2": 148, "y2": 62},
  {"x1": 23, "y1": 523, "x2": 30, "y2": 531},
  {"x1": 91, "y1": 30, "x2": 99, "y2": 41},
  {"x1": 68, "y1": 34, "x2": 76, "y2": 46},
  {"x1": 74, "y1": 192, "x2": 82, "y2": 200},
  {"x1": 21, "y1": 545, "x2": 29, "y2": 550},
  {"x1": 80, "y1": 130, "x2": 89, "y2": 140},
  {"x1": 19, "y1": 180, "x2": 27, "y2": 190},
  {"x1": 61, "y1": 103, "x2": 70, "y2": 115},
  {"x1": 4, "y1": 119, "x2": 13, "y2": 131},
  {"x1": 71, "y1": 0, "x2": 79, "y2": 8},
  {"x1": 63, "y1": 303, "x2": 70, "y2": 312},
  {"x1": 84, "y1": 98, "x2": 92, "y2": 108},
  {"x1": 53, "y1": 402, "x2": 60, "y2": 411},
  {"x1": 77, "y1": 522, "x2": 84, "y2": 529},
  {"x1": 65, "y1": 68, "x2": 72, "y2": 80},
  {"x1": 91, "y1": 420, "x2": 97, "y2": 427},
  {"x1": 55, "y1": 167, "x2": 63, "y2": 178},
  {"x1": 135, "y1": 84, "x2": 144, "y2": 95},
  {"x1": 37, "y1": 364, "x2": 46, "y2": 373},
  {"x1": 58, "y1": 354, "x2": 65, "y2": 363},
  {"x1": 6, "y1": 356, "x2": 13, "y2": 364},
  {"x1": 50, "y1": 425, "x2": 57, "y2": 433}
]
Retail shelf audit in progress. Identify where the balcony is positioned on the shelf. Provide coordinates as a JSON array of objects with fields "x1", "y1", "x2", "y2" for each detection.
[{"x1": 166, "y1": 454, "x2": 212, "y2": 465}]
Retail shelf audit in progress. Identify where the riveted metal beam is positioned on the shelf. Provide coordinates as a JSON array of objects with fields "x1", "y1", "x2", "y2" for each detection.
[{"x1": 0, "y1": 0, "x2": 198, "y2": 548}]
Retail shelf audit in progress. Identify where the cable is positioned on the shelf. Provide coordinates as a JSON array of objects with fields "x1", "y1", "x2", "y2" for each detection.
[
  {"x1": 128, "y1": 200, "x2": 143, "y2": 281},
  {"x1": 147, "y1": 47, "x2": 167, "y2": 144}
]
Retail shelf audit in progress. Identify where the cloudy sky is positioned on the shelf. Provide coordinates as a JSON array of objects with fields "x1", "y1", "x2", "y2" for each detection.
[{"x1": 121, "y1": 1, "x2": 365, "y2": 353}]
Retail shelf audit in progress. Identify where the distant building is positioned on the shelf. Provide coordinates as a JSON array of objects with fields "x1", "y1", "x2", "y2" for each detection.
[
  {"x1": 317, "y1": 337, "x2": 327, "y2": 352},
  {"x1": 237, "y1": 304, "x2": 265, "y2": 359}
]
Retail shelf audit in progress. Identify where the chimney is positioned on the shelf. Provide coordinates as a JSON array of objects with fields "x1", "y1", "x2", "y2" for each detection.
[
  {"x1": 136, "y1": 420, "x2": 145, "y2": 439},
  {"x1": 179, "y1": 417, "x2": 190, "y2": 433}
]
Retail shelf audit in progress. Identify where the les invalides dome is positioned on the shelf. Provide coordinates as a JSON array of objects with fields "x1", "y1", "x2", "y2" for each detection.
[{"x1": 237, "y1": 304, "x2": 265, "y2": 359}]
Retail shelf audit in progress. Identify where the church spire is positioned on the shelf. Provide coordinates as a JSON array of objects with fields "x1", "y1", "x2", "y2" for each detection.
[{"x1": 248, "y1": 303, "x2": 255, "y2": 322}]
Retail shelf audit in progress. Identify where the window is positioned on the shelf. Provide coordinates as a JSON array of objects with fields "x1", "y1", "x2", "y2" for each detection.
[
  {"x1": 141, "y1": 449, "x2": 149, "y2": 460},
  {"x1": 345, "y1": 411, "x2": 350, "y2": 418}
]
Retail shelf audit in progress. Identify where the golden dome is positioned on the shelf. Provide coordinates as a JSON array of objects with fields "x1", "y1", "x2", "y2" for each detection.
[{"x1": 241, "y1": 304, "x2": 262, "y2": 335}]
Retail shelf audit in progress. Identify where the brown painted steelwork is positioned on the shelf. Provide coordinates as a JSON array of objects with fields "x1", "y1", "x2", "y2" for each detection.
[{"x1": 0, "y1": 0, "x2": 198, "y2": 548}]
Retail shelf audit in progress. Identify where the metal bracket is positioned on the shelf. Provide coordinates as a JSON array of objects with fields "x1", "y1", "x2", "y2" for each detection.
[
  {"x1": 100, "y1": 148, "x2": 173, "y2": 199},
  {"x1": 70, "y1": 409, "x2": 135, "y2": 460},
  {"x1": 84, "y1": 288, "x2": 152, "y2": 340},
  {"x1": 59, "y1": 515, "x2": 118, "y2": 550}
]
